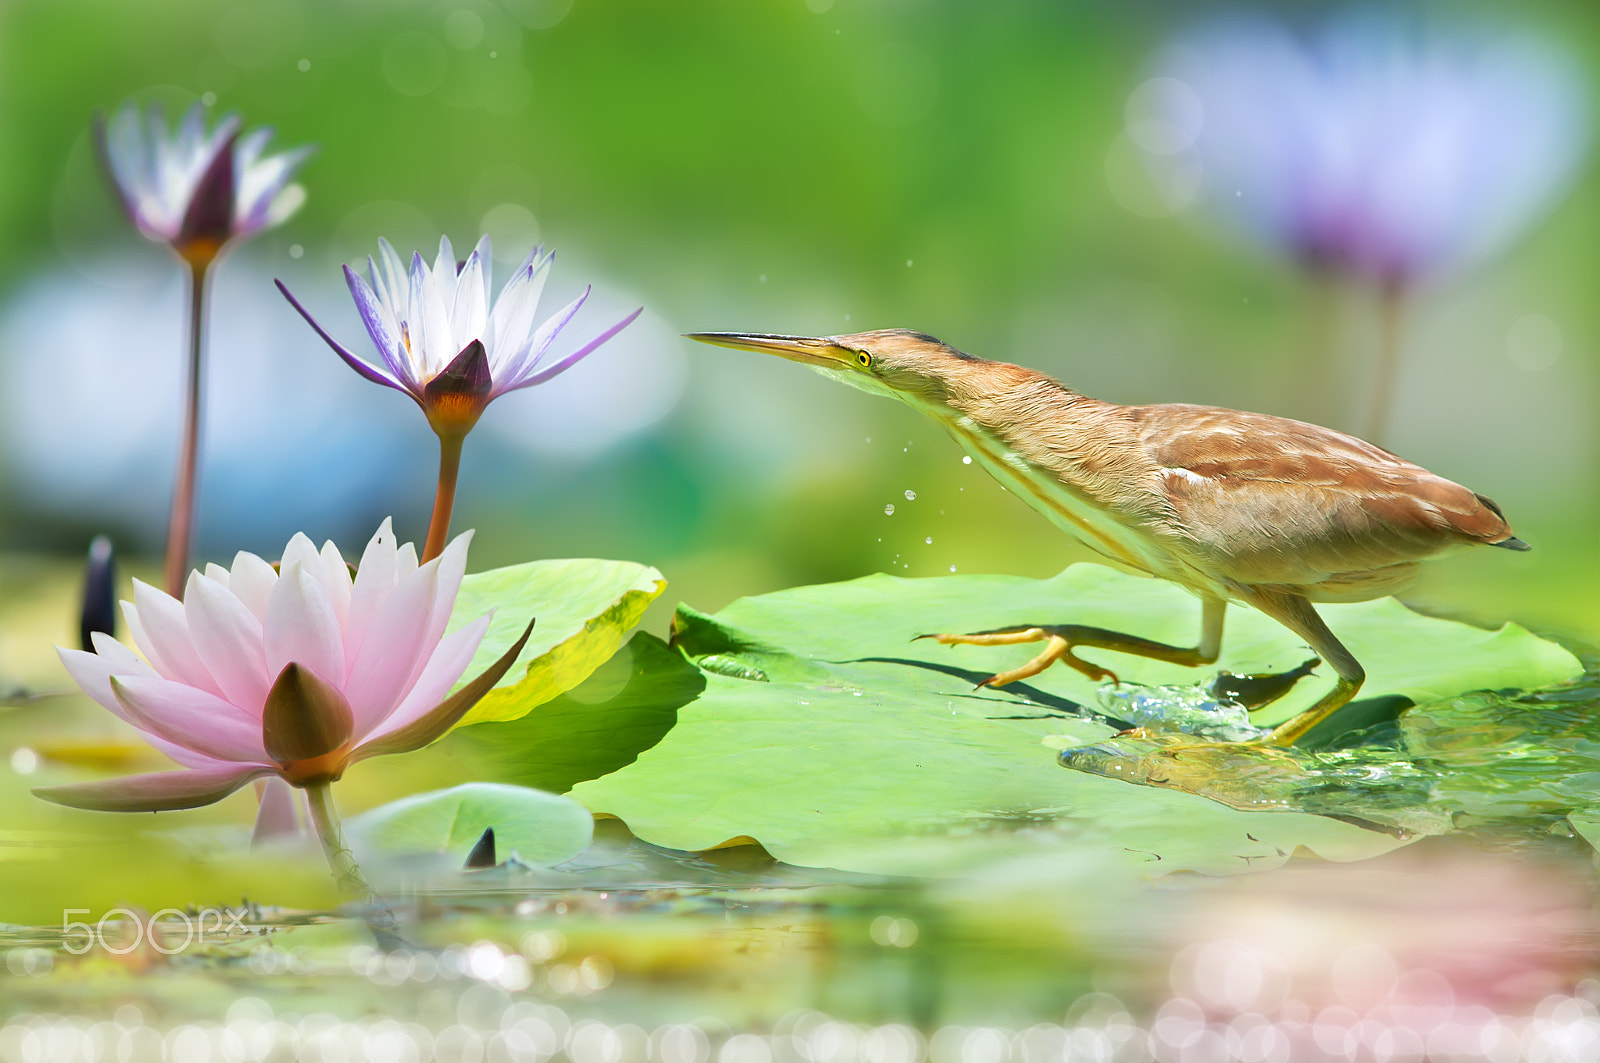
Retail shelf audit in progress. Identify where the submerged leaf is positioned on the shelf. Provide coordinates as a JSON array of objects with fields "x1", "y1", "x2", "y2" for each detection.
[{"x1": 346, "y1": 782, "x2": 593, "y2": 866}]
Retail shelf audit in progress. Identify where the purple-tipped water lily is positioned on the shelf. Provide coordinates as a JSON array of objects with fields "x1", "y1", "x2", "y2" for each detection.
[
  {"x1": 97, "y1": 99, "x2": 311, "y2": 266},
  {"x1": 95, "y1": 99, "x2": 312, "y2": 599},
  {"x1": 38, "y1": 519, "x2": 531, "y2": 895},
  {"x1": 277, "y1": 236, "x2": 641, "y2": 561}
]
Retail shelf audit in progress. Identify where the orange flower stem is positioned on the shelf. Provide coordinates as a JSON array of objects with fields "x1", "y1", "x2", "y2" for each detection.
[
  {"x1": 163, "y1": 262, "x2": 209, "y2": 599},
  {"x1": 421, "y1": 431, "x2": 465, "y2": 564}
]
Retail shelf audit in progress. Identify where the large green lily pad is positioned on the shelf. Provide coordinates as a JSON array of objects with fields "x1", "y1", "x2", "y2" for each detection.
[
  {"x1": 693, "y1": 565, "x2": 1580, "y2": 726},
  {"x1": 569, "y1": 565, "x2": 1581, "y2": 876},
  {"x1": 445, "y1": 559, "x2": 665, "y2": 728}
]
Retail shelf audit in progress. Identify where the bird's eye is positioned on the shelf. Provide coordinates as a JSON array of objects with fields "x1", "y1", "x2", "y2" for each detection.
[{"x1": 856, "y1": 350, "x2": 872, "y2": 368}]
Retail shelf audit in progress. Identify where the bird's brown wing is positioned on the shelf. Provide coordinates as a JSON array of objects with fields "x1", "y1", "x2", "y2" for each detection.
[{"x1": 1122, "y1": 404, "x2": 1516, "y2": 591}]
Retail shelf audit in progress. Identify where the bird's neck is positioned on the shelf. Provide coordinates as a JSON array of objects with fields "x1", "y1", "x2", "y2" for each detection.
[{"x1": 913, "y1": 365, "x2": 1167, "y2": 570}]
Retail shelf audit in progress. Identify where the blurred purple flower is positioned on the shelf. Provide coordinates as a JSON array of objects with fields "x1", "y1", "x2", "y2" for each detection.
[
  {"x1": 1136, "y1": 12, "x2": 1589, "y2": 285},
  {"x1": 96, "y1": 100, "x2": 311, "y2": 265},
  {"x1": 277, "y1": 235, "x2": 641, "y2": 438}
]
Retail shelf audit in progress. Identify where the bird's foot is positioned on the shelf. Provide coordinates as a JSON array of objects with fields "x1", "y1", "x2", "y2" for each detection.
[
  {"x1": 1208, "y1": 657, "x2": 1321, "y2": 712},
  {"x1": 914, "y1": 626, "x2": 1119, "y2": 688}
]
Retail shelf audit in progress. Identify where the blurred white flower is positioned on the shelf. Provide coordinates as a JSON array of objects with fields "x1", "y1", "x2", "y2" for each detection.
[{"x1": 1135, "y1": 12, "x2": 1589, "y2": 284}]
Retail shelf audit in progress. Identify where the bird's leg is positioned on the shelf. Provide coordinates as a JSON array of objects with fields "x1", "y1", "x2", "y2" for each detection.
[
  {"x1": 918, "y1": 597, "x2": 1227, "y2": 689},
  {"x1": 1235, "y1": 587, "x2": 1365, "y2": 746}
]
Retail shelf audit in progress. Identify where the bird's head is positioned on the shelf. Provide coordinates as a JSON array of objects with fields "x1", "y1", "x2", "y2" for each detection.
[{"x1": 687, "y1": 328, "x2": 980, "y2": 405}]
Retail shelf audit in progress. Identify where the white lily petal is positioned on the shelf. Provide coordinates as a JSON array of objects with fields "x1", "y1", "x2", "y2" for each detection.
[{"x1": 452, "y1": 249, "x2": 488, "y2": 354}]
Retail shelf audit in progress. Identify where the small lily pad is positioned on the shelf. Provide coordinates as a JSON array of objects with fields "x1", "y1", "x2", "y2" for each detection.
[{"x1": 345, "y1": 783, "x2": 593, "y2": 866}]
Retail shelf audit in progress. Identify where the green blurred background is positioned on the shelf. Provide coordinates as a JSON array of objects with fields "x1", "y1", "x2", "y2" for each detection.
[{"x1": 1, "y1": 0, "x2": 1597, "y2": 656}]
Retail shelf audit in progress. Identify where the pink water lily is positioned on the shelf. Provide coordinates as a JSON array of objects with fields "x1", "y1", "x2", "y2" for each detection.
[{"x1": 38, "y1": 519, "x2": 530, "y2": 815}]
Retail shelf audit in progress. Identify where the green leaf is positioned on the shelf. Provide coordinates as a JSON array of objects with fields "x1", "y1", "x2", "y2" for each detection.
[
  {"x1": 445, "y1": 559, "x2": 665, "y2": 729},
  {"x1": 346, "y1": 783, "x2": 593, "y2": 866},
  {"x1": 447, "y1": 632, "x2": 701, "y2": 794},
  {"x1": 569, "y1": 564, "x2": 1581, "y2": 875},
  {"x1": 696, "y1": 564, "x2": 1582, "y2": 727}
]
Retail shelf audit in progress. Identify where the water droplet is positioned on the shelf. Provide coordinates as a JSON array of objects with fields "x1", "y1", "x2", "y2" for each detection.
[
  {"x1": 865, "y1": 437, "x2": 872, "y2": 443},
  {"x1": 962, "y1": 456, "x2": 972, "y2": 465},
  {"x1": 924, "y1": 537, "x2": 933, "y2": 545},
  {"x1": 759, "y1": 274, "x2": 767, "y2": 283},
  {"x1": 298, "y1": 58, "x2": 311, "y2": 72},
  {"x1": 884, "y1": 504, "x2": 895, "y2": 516},
  {"x1": 906, "y1": 259, "x2": 913, "y2": 267},
  {"x1": 949, "y1": 564, "x2": 957, "y2": 573},
  {"x1": 904, "y1": 490, "x2": 917, "y2": 500}
]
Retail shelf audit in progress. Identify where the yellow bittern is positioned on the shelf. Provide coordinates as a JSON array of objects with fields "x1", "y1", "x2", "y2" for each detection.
[{"x1": 688, "y1": 329, "x2": 1529, "y2": 745}]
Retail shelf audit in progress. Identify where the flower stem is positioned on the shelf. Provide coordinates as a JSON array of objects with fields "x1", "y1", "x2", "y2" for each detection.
[
  {"x1": 303, "y1": 779, "x2": 375, "y2": 900},
  {"x1": 422, "y1": 432, "x2": 465, "y2": 564},
  {"x1": 1363, "y1": 280, "x2": 1407, "y2": 447},
  {"x1": 303, "y1": 780, "x2": 404, "y2": 945},
  {"x1": 163, "y1": 262, "x2": 209, "y2": 599}
]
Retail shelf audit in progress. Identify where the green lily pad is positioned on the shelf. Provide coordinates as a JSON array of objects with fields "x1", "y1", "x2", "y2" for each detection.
[
  {"x1": 570, "y1": 564, "x2": 1580, "y2": 876},
  {"x1": 691, "y1": 564, "x2": 1581, "y2": 727},
  {"x1": 345, "y1": 783, "x2": 593, "y2": 865},
  {"x1": 445, "y1": 559, "x2": 665, "y2": 729},
  {"x1": 446, "y1": 632, "x2": 700, "y2": 794}
]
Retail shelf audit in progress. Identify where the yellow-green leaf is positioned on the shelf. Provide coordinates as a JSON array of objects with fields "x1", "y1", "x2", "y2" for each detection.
[{"x1": 444, "y1": 559, "x2": 665, "y2": 729}]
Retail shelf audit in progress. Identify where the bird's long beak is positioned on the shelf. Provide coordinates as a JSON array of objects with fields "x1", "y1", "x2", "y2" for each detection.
[{"x1": 685, "y1": 332, "x2": 852, "y2": 368}]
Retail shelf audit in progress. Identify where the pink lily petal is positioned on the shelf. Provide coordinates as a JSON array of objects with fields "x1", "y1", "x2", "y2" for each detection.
[
  {"x1": 342, "y1": 559, "x2": 441, "y2": 735},
  {"x1": 126, "y1": 580, "x2": 224, "y2": 699},
  {"x1": 420, "y1": 530, "x2": 473, "y2": 658},
  {"x1": 228, "y1": 550, "x2": 279, "y2": 622},
  {"x1": 56, "y1": 635, "x2": 157, "y2": 720},
  {"x1": 316, "y1": 539, "x2": 354, "y2": 627},
  {"x1": 250, "y1": 777, "x2": 304, "y2": 845},
  {"x1": 111, "y1": 675, "x2": 268, "y2": 763},
  {"x1": 279, "y1": 532, "x2": 321, "y2": 577},
  {"x1": 34, "y1": 764, "x2": 272, "y2": 814},
  {"x1": 263, "y1": 563, "x2": 346, "y2": 689},
  {"x1": 357, "y1": 612, "x2": 492, "y2": 745},
  {"x1": 61, "y1": 636, "x2": 235, "y2": 770},
  {"x1": 183, "y1": 573, "x2": 270, "y2": 715},
  {"x1": 345, "y1": 517, "x2": 400, "y2": 663}
]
